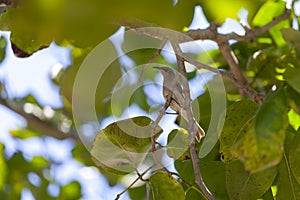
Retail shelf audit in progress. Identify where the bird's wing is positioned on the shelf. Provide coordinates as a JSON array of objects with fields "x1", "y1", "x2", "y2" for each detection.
[{"x1": 172, "y1": 83, "x2": 185, "y2": 107}]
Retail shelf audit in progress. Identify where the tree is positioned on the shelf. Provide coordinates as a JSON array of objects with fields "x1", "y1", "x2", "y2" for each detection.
[{"x1": 0, "y1": 0, "x2": 300, "y2": 199}]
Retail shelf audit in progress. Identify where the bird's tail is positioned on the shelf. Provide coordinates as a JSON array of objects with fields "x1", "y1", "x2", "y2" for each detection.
[
  {"x1": 181, "y1": 110, "x2": 206, "y2": 142},
  {"x1": 193, "y1": 119, "x2": 206, "y2": 142}
]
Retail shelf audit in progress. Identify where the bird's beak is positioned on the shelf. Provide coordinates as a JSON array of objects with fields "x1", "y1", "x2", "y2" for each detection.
[{"x1": 153, "y1": 66, "x2": 161, "y2": 70}]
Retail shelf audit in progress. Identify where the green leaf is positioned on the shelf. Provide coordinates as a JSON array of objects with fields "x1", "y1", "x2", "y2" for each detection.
[
  {"x1": 107, "y1": 0, "x2": 194, "y2": 30},
  {"x1": 286, "y1": 86, "x2": 300, "y2": 114},
  {"x1": 252, "y1": 1, "x2": 288, "y2": 46},
  {"x1": 289, "y1": 130, "x2": 300, "y2": 184},
  {"x1": 31, "y1": 156, "x2": 49, "y2": 169},
  {"x1": 260, "y1": 188, "x2": 274, "y2": 200},
  {"x1": 254, "y1": 87, "x2": 288, "y2": 142},
  {"x1": 7, "y1": 152, "x2": 32, "y2": 173},
  {"x1": 110, "y1": 68, "x2": 153, "y2": 117},
  {"x1": 277, "y1": 129, "x2": 300, "y2": 199},
  {"x1": 0, "y1": 143, "x2": 7, "y2": 189},
  {"x1": 129, "y1": 86, "x2": 150, "y2": 113},
  {"x1": 277, "y1": 153, "x2": 300, "y2": 199},
  {"x1": 128, "y1": 184, "x2": 147, "y2": 200},
  {"x1": 59, "y1": 181, "x2": 81, "y2": 200},
  {"x1": 232, "y1": 87, "x2": 288, "y2": 172},
  {"x1": 9, "y1": 128, "x2": 39, "y2": 139},
  {"x1": 219, "y1": 99, "x2": 258, "y2": 164},
  {"x1": 174, "y1": 140, "x2": 221, "y2": 190},
  {"x1": 252, "y1": 1, "x2": 286, "y2": 27},
  {"x1": 60, "y1": 42, "x2": 122, "y2": 120},
  {"x1": 226, "y1": 160, "x2": 277, "y2": 200},
  {"x1": 185, "y1": 187, "x2": 206, "y2": 200},
  {"x1": 200, "y1": 161, "x2": 229, "y2": 199},
  {"x1": 285, "y1": 66, "x2": 300, "y2": 94},
  {"x1": 288, "y1": 109, "x2": 300, "y2": 131},
  {"x1": 91, "y1": 116, "x2": 162, "y2": 175},
  {"x1": 0, "y1": 0, "x2": 119, "y2": 50},
  {"x1": 174, "y1": 159, "x2": 195, "y2": 184},
  {"x1": 199, "y1": 0, "x2": 264, "y2": 24},
  {"x1": 0, "y1": 36, "x2": 6, "y2": 63},
  {"x1": 194, "y1": 91, "x2": 212, "y2": 131},
  {"x1": 167, "y1": 129, "x2": 191, "y2": 161},
  {"x1": 149, "y1": 172, "x2": 185, "y2": 200},
  {"x1": 121, "y1": 30, "x2": 162, "y2": 70},
  {"x1": 269, "y1": 20, "x2": 290, "y2": 47},
  {"x1": 281, "y1": 28, "x2": 300, "y2": 45}
]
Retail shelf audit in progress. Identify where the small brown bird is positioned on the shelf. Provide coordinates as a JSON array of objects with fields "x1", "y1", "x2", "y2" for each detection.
[{"x1": 154, "y1": 66, "x2": 205, "y2": 142}]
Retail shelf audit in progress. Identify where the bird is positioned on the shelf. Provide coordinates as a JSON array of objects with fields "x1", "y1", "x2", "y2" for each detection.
[{"x1": 154, "y1": 66, "x2": 205, "y2": 142}]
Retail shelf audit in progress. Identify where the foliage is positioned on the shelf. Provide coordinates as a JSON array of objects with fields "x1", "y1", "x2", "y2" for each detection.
[{"x1": 0, "y1": 0, "x2": 300, "y2": 199}]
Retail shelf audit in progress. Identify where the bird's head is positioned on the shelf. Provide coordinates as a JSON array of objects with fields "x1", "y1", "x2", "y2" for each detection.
[{"x1": 153, "y1": 66, "x2": 175, "y2": 78}]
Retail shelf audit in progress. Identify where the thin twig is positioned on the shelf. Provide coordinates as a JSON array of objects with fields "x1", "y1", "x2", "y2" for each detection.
[
  {"x1": 139, "y1": 40, "x2": 167, "y2": 81},
  {"x1": 190, "y1": 141, "x2": 215, "y2": 200},
  {"x1": 171, "y1": 42, "x2": 216, "y2": 200},
  {"x1": 115, "y1": 165, "x2": 153, "y2": 200},
  {"x1": 151, "y1": 92, "x2": 171, "y2": 152}
]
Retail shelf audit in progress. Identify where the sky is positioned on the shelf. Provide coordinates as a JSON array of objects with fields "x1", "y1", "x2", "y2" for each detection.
[{"x1": 1, "y1": 3, "x2": 297, "y2": 199}]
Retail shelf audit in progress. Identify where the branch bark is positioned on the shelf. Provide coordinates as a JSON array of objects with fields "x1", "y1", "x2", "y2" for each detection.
[
  {"x1": 117, "y1": 8, "x2": 290, "y2": 44},
  {"x1": 171, "y1": 42, "x2": 216, "y2": 200},
  {"x1": 115, "y1": 8, "x2": 290, "y2": 104},
  {"x1": 0, "y1": 97, "x2": 79, "y2": 140}
]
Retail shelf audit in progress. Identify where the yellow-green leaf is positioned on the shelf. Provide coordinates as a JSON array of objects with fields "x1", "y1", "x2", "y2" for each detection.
[
  {"x1": 226, "y1": 160, "x2": 277, "y2": 200},
  {"x1": 149, "y1": 172, "x2": 185, "y2": 200},
  {"x1": 167, "y1": 129, "x2": 190, "y2": 161},
  {"x1": 285, "y1": 66, "x2": 300, "y2": 94},
  {"x1": 0, "y1": 36, "x2": 6, "y2": 63},
  {"x1": 277, "y1": 152, "x2": 300, "y2": 199},
  {"x1": 232, "y1": 87, "x2": 288, "y2": 172},
  {"x1": 252, "y1": 1, "x2": 286, "y2": 27},
  {"x1": 286, "y1": 86, "x2": 300, "y2": 115},
  {"x1": 289, "y1": 130, "x2": 300, "y2": 184},
  {"x1": 200, "y1": 161, "x2": 229, "y2": 199},
  {"x1": 91, "y1": 116, "x2": 162, "y2": 175},
  {"x1": 0, "y1": 143, "x2": 7, "y2": 189},
  {"x1": 199, "y1": 0, "x2": 264, "y2": 24},
  {"x1": 252, "y1": 1, "x2": 287, "y2": 46},
  {"x1": 219, "y1": 99, "x2": 258, "y2": 164},
  {"x1": 288, "y1": 109, "x2": 300, "y2": 131}
]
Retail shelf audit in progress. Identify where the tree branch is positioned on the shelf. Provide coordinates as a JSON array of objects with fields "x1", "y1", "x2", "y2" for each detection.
[
  {"x1": 115, "y1": 165, "x2": 153, "y2": 200},
  {"x1": 172, "y1": 49, "x2": 265, "y2": 104},
  {"x1": 243, "y1": 8, "x2": 291, "y2": 41},
  {"x1": 218, "y1": 41, "x2": 265, "y2": 104},
  {"x1": 171, "y1": 42, "x2": 216, "y2": 200},
  {"x1": 114, "y1": 7, "x2": 290, "y2": 105},
  {"x1": 218, "y1": 41, "x2": 248, "y2": 85},
  {"x1": 117, "y1": 7, "x2": 290, "y2": 44},
  {"x1": 0, "y1": 97, "x2": 79, "y2": 140},
  {"x1": 151, "y1": 91, "x2": 172, "y2": 152}
]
